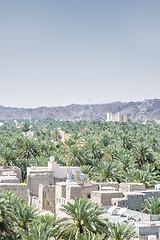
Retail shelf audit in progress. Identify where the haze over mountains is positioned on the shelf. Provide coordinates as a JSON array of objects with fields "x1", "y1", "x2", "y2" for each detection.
[{"x1": 0, "y1": 99, "x2": 160, "y2": 121}]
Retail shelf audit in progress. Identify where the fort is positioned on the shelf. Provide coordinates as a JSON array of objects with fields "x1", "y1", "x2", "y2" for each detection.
[{"x1": 1, "y1": 157, "x2": 160, "y2": 238}]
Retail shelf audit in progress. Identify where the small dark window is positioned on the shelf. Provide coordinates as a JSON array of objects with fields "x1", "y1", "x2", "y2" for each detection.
[{"x1": 87, "y1": 194, "x2": 91, "y2": 199}]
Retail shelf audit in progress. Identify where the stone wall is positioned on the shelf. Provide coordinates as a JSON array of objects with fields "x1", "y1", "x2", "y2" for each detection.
[
  {"x1": 27, "y1": 170, "x2": 54, "y2": 197},
  {"x1": 0, "y1": 166, "x2": 21, "y2": 182},
  {"x1": 81, "y1": 182, "x2": 99, "y2": 199},
  {"x1": 66, "y1": 184, "x2": 82, "y2": 199},
  {"x1": 111, "y1": 190, "x2": 160, "y2": 211},
  {"x1": 119, "y1": 183, "x2": 145, "y2": 192},
  {"x1": 0, "y1": 183, "x2": 28, "y2": 201},
  {"x1": 99, "y1": 182, "x2": 119, "y2": 191},
  {"x1": 91, "y1": 191, "x2": 124, "y2": 206},
  {"x1": 38, "y1": 184, "x2": 56, "y2": 213}
]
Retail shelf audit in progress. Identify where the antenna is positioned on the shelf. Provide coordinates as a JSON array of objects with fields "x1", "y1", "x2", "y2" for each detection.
[{"x1": 144, "y1": 90, "x2": 147, "y2": 100}]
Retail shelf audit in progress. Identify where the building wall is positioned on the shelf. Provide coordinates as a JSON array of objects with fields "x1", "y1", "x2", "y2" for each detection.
[
  {"x1": 81, "y1": 183, "x2": 99, "y2": 199},
  {"x1": 38, "y1": 184, "x2": 56, "y2": 213},
  {"x1": 55, "y1": 181, "x2": 99, "y2": 217},
  {"x1": 119, "y1": 183, "x2": 145, "y2": 192},
  {"x1": 0, "y1": 183, "x2": 28, "y2": 201},
  {"x1": 27, "y1": 170, "x2": 54, "y2": 197},
  {"x1": 99, "y1": 182, "x2": 119, "y2": 191},
  {"x1": 111, "y1": 190, "x2": 160, "y2": 211},
  {"x1": 0, "y1": 166, "x2": 21, "y2": 182},
  {"x1": 0, "y1": 176, "x2": 19, "y2": 183},
  {"x1": 66, "y1": 185, "x2": 82, "y2": 200},
  {"x1": 48, "y1": 160, "x2": 67, "y2": 178},
  {"x1": 91, "y1": 191, "x2": 124, "y2": 206},
  {"x1": 106, "y1": 113, "x2": 127, "y2": 122}
]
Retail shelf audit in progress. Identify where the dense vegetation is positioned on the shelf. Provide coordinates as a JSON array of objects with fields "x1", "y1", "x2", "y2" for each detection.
[
  {"x1": 1, "y1": 119, "x2": 159, "y2": 239},
  {"x1": 142, "y1": 196, "x2": 160, "y2": 215},
  {"x1": 1, "y1": 119, "x2": 160, "y2": 188},
  {"x1": 0, "y1": 189, "x2": 137, "y2": 240}
]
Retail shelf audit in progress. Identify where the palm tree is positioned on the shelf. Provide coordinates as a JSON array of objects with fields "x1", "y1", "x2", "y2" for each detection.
[
  {"x1": 91, "y1": 161, "x2": 124, "y2": 183},
  {"x1": 14, "y1": 201, "x2": 37, "y2": 231},
  {"x1": 0, "y1": 147, "x2": 17, "y2": 166},
  {"x1": 105, "y1": 145, "x2": 118, "y2": 161},
  {"x1": 57, "y1": 198, "x2": 109, "y2": 240},
  {"x1": 17, "y1": 137, "x2": 40, "y2": 159},
  {"x1": 78, "y1": 232, "x2": 106, "y2": 240},
  {"x1": 108, "y1": 222, "x2": 137, "y2": 240},
  {"x1": 118, "y1": 154, "x2": 135, "y2": 172},
  {"x1": 121, "y1": 134, "x2": 133, "y2": 150},
  {"x1": 0, "y1": 189, "x2": 37, "y2": 239},
  {"x1": 63, "y1": 145, "x2": 84, "y2": 166},
  {"x1": 99, "y1": 134, "x2": 110, "y2": 148},
  {"x1": 141, "y1": 197, "x2": 160, "y2": 215},
  {"x1": 126, "y1": 165, "x2": 160, "y2": 188},
  {"x1": 0, "y1": 196, "x2": 15, "y2": 239},
  {"x1": 133, "y1": 143, "x2": 154, "y2": 167},
  {"x1": 85, "y1": 138, "x2": 103, "y2": 160},
  {"x1": 51, "y1": 128, "x2": 61, "y2": 142},
  {"x1": 24, "y1": 222, "x2": 56, "y2": 240},
  {"x1": 24, "y1": 214, "x2": 61, "y2": 240},
  {"x1": 22, "y1": 122, "x2": 30, "y2": 134}
]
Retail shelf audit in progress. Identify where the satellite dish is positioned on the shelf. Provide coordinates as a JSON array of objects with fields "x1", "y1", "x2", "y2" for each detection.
[
  {"x1": 107, "y1": 206, "x2": 117, "y2": 214},
  {"x1": 117, "y1": 208, "x2": 127, "y2": 216}
]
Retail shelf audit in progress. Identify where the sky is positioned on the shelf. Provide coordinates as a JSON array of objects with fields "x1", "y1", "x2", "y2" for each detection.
[{"x1": 0, "y1": 0, "x2": 160, "y2": 108}]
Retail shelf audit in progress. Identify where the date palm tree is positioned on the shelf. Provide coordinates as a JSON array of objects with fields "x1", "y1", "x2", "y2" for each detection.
[
  {"x1": 0, "y1": 196, "x2": 15, "y2": 239},
  {"x1": 126, "y1": 165, "x2": 160, "y2": 188},
  {"x1": 57, "y1": 198, "x2": 109, "y2": 240},
  {"x1": 78, "y1": 232, "x2": 106, "y2": 240},
  {"x1": 141, "y1": 196, "x2": 160, "y2": 215},
  {"x1": 63, "y1": 145, "x2": 84, "y2": 166},
  {"x1": 17, "y1": 137, "x2": 40, "y2": 159},
  {"x1": 91, "y1": 161, "x2": 123, "y2": 183},
  {"x1": 108, "y1": 222, "x2": 137, "y2": 240},
  {"x1": 24, "y1": 222, "x2": 56, "y2": 240},
  {"x1": 133, "y1": 143, "x2": 154, "y2": 167},
  {"x1": 1, "y1": 189, "x2": 37, "y2": 238}
]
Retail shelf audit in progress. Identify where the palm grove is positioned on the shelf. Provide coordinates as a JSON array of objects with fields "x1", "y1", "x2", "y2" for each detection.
[{"x1": 0, "y1": 119, "x2": 160, "y2": 239}]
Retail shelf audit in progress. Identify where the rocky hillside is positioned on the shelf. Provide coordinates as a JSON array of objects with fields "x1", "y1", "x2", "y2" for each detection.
[{"x1": 0, "y1": 99, "x2": 160, "y2": 121}]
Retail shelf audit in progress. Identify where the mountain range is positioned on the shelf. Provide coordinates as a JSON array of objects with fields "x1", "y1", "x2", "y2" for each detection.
[{"x1": 0, "y1": 99, "x2": 160, "y2": 121}]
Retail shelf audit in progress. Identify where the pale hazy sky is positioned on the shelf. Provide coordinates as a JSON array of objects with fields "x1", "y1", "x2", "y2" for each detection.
[{"x1": 0, "y1": 0, "x2": 160, "y2": 108}]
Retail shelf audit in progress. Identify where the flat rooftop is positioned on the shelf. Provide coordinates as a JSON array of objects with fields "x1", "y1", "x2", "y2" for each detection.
[{"x1": 102, "y1": 207, "x2": 160, "y2": 236}]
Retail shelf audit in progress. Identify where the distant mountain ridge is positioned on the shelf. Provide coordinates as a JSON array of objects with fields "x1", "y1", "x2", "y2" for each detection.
[{"x1": 0, "y1": 99, "x2": 160, "y2": 121}]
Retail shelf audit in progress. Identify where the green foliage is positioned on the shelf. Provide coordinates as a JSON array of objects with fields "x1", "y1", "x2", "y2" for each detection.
[
  {"x1": 91, "y1": 161, "x2": 124, "y2": 183},
  {"x1": 78, "y1": 232, "x2": 106, "y2": 240},
  {"x1": 126, "y1": 165, "x2": 160, "y2": 188},
  {"x1": 108, "y1": 222, "x2": 138, "y2": 240},
  {"x1": 22, "y1": 122, "x2": 30, "y2": 133},
  {"x1": 24, "y1": 215, "x2": 57, "y2": 240},
  {"x1": 1, "y1": 119, "x2": 160, "y2": 188},
  {"x1": 142, "y1": 197, "x2": 160, "y2": 215},
  {"x1": 57, "y1": 198, "x2": 109, "y2": 239},
  {"x1": 0, "y1": 189, "x2": 37, "y2": 239}
]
